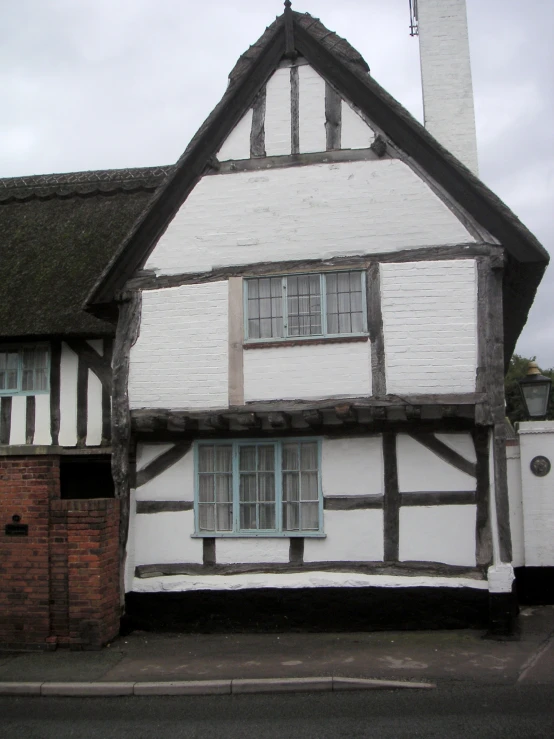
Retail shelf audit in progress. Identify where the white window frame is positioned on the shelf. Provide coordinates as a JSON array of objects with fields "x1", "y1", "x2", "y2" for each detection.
[
  {"x1": 244, "y1": 270, "x2": 368, "y2": 343},
  {"x1": 193, "y1": 438, "x2": 325, "y2": 538}
]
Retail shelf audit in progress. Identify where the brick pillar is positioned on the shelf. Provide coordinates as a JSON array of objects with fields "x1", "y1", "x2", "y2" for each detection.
[
  {"x1": 0, "y1": 456, "x2": 59, "y2": 648},
  {"x1": 50, "y1": 499, "x2": 121, "y2": 649}
]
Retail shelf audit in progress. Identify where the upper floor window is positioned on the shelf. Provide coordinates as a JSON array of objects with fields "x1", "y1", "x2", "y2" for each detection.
[
  {"x1": 244, "y1": 271, "x2": 367, "y2": 342},
  {"x1": 0, "y1": 346, "x2": 49, "y2": 395},
  {"x1": 195, "y1": 439, "x2": 323, "y2": 537}
]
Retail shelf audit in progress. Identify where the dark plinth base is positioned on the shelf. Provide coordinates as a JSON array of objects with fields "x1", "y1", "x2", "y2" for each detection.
[
  {"x1": 486, "y1": 591, "x2": 519, "y2": 639},
  {"x1": 515, "y1": 567, "x2": 554, "y2": 605},
  {"x1": 124, "y1": 586, "x2": 490, "y2": 634}
]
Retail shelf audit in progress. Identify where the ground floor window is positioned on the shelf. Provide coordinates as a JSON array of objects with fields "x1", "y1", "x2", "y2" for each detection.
[{"x1": 194, "y1": 439, "x2": 323, "y2": 536}]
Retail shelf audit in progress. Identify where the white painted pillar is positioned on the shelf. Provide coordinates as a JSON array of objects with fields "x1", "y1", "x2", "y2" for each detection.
[{"x1": 417, "y1": 0, "x2": 479, "y2": 175}]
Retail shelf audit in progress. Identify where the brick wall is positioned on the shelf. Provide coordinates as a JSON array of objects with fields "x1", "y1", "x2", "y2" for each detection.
[
  {"x1": 0, "y1": 456, "x2": 120, "y2": 650},
  {"x1": 0, "y1": 457, "x2": 58, "y2": 647}
]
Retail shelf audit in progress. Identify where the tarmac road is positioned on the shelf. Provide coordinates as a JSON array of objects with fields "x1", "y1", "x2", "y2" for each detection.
[{"x1": 1, "y1": 684, "x2": 553, "y2": 739}]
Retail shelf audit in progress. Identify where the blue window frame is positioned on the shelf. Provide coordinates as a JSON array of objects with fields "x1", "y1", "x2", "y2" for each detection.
[
  {"x1": 0, "y1": 345, "x2": 49, "y2": 396},
  {"x1": 244, "y1": 271, "x2": 367, "y2": 342},
  {"x1": 194, "y1": 439, "x2": 324, "y2": 537}
]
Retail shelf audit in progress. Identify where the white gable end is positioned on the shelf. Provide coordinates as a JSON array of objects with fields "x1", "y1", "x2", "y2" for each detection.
[{"x1": 145, "y1": 158, "x2": 476, "y2": 276}]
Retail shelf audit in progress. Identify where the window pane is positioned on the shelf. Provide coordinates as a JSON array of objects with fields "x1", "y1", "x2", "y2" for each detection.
[
  {"x1": 215, "y1": 475, "x2": 232, "y2": 502},
  {"x1": 282, "y1": 444, "x2": 299, "y2": 471},
  {"x1": 259, "y1": 504, "x2": 275, "y2": 530},
  {"x1": 240, "y1": 504, "x2": 257, "y2": 529},
  {"x1": 287, "y1": 274, "x2": 321, "y2": 336},
  {"x1": 215, "y1": 446, "x2": 232, "y2": 473},
  {"x1": 258, "y1": 446, "x2": 275, "y2": 472},
  {"x1": 283, "y1": 502, "x2": 300, "y2": 531},
  {"x1": 283, "y1": 472, "x2": 299, "y2": 501},
  {"x1": 240, "y1": 446, "x2": 256, "y2": 471},
  {"x1": 325, "y1": 272, "x2": 363, "y2": 336},
  {"x1": 258, "y1": 473, "x2": 275, "y2": 502},
  {"x1": 0, "y1": 352, "x2": 18, "y2": 391},
  {"x1": 199, "y1": 446, "x2": 214, "y2": 473},
  {"x1": 351, "y1": 312, "x2": 364, "y2": 333},
  {"x1": 247, "y1": 278, "x2": 283, "y2": 340},
  {"x1": 301, "y1": 472, "x2": 318, "y2": 500},
  {"x1": 199, "y1": 504, "x2": 215, "y2": 531},
  {"x1": 217, "y1": 504, "x2": 232, "y2": 531},
  {"x1": 239, "y1": 474, "x2": 257, "y2": 502},
  {"x1": 300, "y1": 443, "x2": 318, "y2": 470},
  {"x1": 301, "y1": 502, "x2": 319, "y2": 530},
  {"x1": 199, "y1": 476, "x2": 214, "y2": 503}
]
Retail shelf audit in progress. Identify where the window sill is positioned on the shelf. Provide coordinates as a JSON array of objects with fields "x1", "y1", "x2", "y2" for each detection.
[
  {"x1": 192, "y1": 532, "x2": 326, "y2": 539},
  {"x1": 0, "y1": 391, "x2": 49, "y2": 397},
  {"x1": 244, "y1": 335, "x2": 369, "y2": 350}
]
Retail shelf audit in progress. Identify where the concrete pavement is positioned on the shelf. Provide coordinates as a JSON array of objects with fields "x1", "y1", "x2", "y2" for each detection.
[{"x1": 0, "y1": 605, "x2": 552, "y2": 695}]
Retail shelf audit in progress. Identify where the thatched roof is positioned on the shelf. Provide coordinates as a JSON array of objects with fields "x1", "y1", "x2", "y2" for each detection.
[{"x1": 0, "y1": 167, "x2": 171, "y2": 337}]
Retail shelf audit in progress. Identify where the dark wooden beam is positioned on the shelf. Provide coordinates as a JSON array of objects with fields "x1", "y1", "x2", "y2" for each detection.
[
  {"x1": 203, "y1": 538, "x2": 216, "y2": 566},
  {"x1": 136, "y1": 560, "x2": 483, "y2": 579},
  {"x1": 409, "y1": 433, "x2": 477, "y2": 478},
  {"x1": 324, "y1": 495, "x2": 383, "y2": 511},
  {"x1": 399, "y1": 491, "x2": 476, "y2": 506},
  {"x1": 206, "y1": 414, "x2": 230, "y2": 431},
  {"x1": 135, "y1": 440, "x2": 193, "y2": 488},
  {"x1": 267, "y1": 412, "x2": 291, "y2": 430},
  {"x1": 302, "y1": 409, "x2": 323, "y2": 429},
  {"x1": 64, "y1": 339, "x2": 113, "y2": 394},
  {"x1": 289, "y1": 537, "x2": 304, "y2": 564},
  {"x1": 367, "y1": 263, "x2": 386, "y2": 397},
  {"x1": 0, "y1": 397, "x2": 12, "y2": 445},
  {"x1": 250, "y1": 88, "x2": 266, "y2": 158},
  {"x1": 325, "y1": 82, "x2": 341, "y2": 150},
  {"x1": 76, "y1": 354, "x2": 88, "y2": 447},
  {"x1": 136, "y1": 500, "x2": 194, "y2": 513},
  {"x1": 101, "y1": 339, "x2": 113, "y2": 445},
  {"x1": 472, "y1": 426, "x2": 493, "y2": 568},
  {"x1": 334, "y1": 404, "x2": 357, "y2": 425},
  {"x1": 383, "y1": 432, "x2": 400, "y2": 562},
  {"x1": 25, "y1": 396, "x2": 35, "y2": 445},
  {"x1": 232, "y1": 412, "x2": 261, "y2": 430},
  {"x1": 290, "y1": 64, "x2": 299, "y2": 154}
]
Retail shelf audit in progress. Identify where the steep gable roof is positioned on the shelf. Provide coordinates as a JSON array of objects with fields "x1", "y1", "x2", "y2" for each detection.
[
  {"x1": 0, "y1": 166, "x2": 171, "y2": 338},
  {"x1": 86, "y1": 9, "x2": 548, "y2": 361}
]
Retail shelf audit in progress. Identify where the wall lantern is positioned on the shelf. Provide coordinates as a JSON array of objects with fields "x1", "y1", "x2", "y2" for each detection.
[{"x1": 518, "y1": 361, "x2": 552, "y2": 419}]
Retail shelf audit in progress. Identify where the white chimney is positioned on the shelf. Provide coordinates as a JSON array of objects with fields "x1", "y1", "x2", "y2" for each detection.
[{"x1": 416, "y1": 0, "x2": 479, "y2": 175}]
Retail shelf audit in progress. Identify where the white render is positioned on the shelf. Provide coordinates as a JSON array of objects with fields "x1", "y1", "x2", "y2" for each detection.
[
  {"x1": 322, "y1": 437, "x2": 384, "y2": 497},
  {"x1": 506, "y1": 442, "x2": 524, "y2": 568},
  {"x1": 33, "y1": 394, "x2": 51, "y2": 445},
  {"x1": 129, "y1": 282, "x2": 229, "y2": 410},
  {"x1": 303, "y1": 510, "x2": 384, "y2": 563},
  {"x1": 265, "y1": 67, "x2": 292, "y2": 156},
  {"x1": 399, "y1": 505, "x2": 477, "y2": 566},
  {"x1": 8, "y1": 396, "x2": 26, "y2": 445},
  {"x1": 216, "y1": 538, "x2": 290, "y2": 565},
  {"x1": 144, "y1": 160, "x2": 475, "y2": 276},
  {"x1": 86, "y1": 369, "x2": 103, "y2": 447},
  {"x1": 381, "y1": 260, "x2": 477, "y2": 394},
  {"x1": 298, "y1": 64, "x2": 326, "y2": 154},
  {"x1": 243, "y1": 341, "x2": 371, "y2": 402},
  {"x1": 417, "y1": 0, "x2": 479, "y2": 174},
  {"x1": 58, "y1": 342, "x2": 78, "y2": 446},
  {"x1": 217, "y1": 108, "x2": 253, "y2": 161},
  {"x1": 487, "y1": 564, "x2": 515, "y2": 594},
  {"x1": 135, "y1": 443, "x2": 195, "y2": 502},
  {"x1": 133, "y1": 509, "x2": 203, "y2": 566},
  {"x1": 518, "y1": 422, "x2": 554, "y2": 566},
  {"x1": 341, "y1": 101, "x2": 375, "y2": 150},
  {"x1": 396, "y1": 433, "x2": 476, "y2": 493},
  {"x1": 132, "y1": 571, "x2": 488, "y2": 593}
]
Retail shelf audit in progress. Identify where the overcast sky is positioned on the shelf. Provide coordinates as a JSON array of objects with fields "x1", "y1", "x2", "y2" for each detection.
[{"x1": 2, "y1": 0, "x2": 552, "y2": 366}]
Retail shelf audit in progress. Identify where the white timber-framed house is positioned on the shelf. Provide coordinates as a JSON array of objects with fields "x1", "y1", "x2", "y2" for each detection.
[{"x1": 0, "y1": 2, "x2": 550, "y2": 645}]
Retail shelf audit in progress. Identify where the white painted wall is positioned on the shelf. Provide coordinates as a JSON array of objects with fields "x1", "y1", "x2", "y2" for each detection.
[
  {"x1": 87, "y1": 369, "x2": 103, "y2": 446},
  {"x1": 133, "y1": 509, "x2": 203, "y2": 566},
  {"x1": 58, "y1": 342, "x2": 78, "y2": 446},
  {"x1": 265, "y1": 67, "x2": 291, "y2": 156},
  {"x1": 298, "y1": 64, "x2": 326, "y2": 154},
  {"x1": 418, "y1": 0, "x2": 479, "y2": 174},
  {"x1": 217, "y1": 108, "x2": 253, "y2": 161},
  {"x1": 129, "y1": 282, "x2": 229, "y2": 410},
  {"x1": 135, "y1": 443, "x2": 195, "y2": 502},
  {"x1": 341, "y1": 101, "x2": 375, "y2": 150},
  {"x1": 506, "y1": 442, "x2": 524, "y2": 568},
  {"x1": 519, "y1": 422, "x2": 554, "y2": 566},
  {"x1": 322, "y1": 436, "x2": 383, "y2": 497},
  {"x1": 304, "y1": 509, "x2": 384, "y2": 563},
  {"x1": 397, "y1": 433, "x2": 476, "y2": 493},
  {"x1": 8, "y1": 396, "x2": 26, "y2": 445},
  {"x1": 243, "y1": 341, "x2": 371, "y2": 402},
  {"x1": 399, "y1": 505, "x2": 477, "y2": 566},
  {"x1": 33, "y1": 394, "x2": 51, "y2": 445},
  {"x1": 145, "y1": 160, "x2": 475, "y2": 276},
  {"x1": 381, "y1": 260, "x2": 477, "y2": 394},
  {"x1": 216, "y1": 539, "x2": 289, "y2": 565}
]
